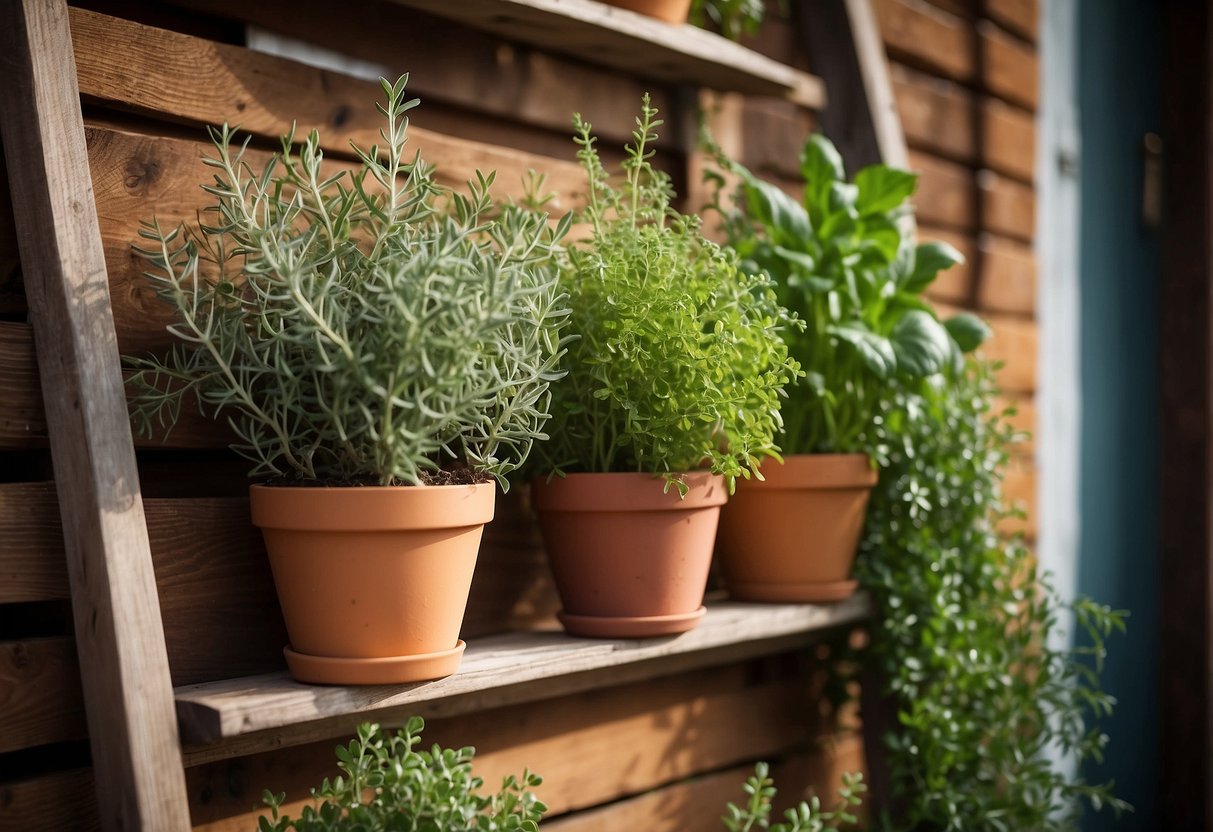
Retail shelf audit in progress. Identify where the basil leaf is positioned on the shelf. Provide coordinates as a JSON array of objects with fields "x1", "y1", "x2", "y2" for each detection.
[
  {"x1": 890, "y1": 310, "x2": 951, "y2": 377},
  {"x1": 855, "y1": 165, "x2": 918, "y2": 217},
  {"x1": 944, "y1": 312, "x2": 992, "y2": 353}
]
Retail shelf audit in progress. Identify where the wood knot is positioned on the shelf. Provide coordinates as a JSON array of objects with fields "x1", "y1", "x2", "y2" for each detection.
[
  {"x1": 8, "y1": 642, "x2": 30, "y2": 670},
  {"x1": 123, "y1": 157, "x2": 162, "y2": 193},
  {"x1": 331, "y1": 104, "x2": 351, "y2": 127}
]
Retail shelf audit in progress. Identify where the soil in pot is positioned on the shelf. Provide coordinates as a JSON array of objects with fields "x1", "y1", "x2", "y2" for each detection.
[
  {"x1": 250, "y1": 482, "x2": 494, "y2": 685},
  {"x1": 715, "y1": 454, "x2": 877, "y2": 602},
  {"x1": 531, "y1": 472, "x2": 726, "y2": 638}
]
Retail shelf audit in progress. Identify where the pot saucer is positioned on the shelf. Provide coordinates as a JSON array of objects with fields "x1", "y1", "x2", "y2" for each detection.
[
  {"x1": 557, "y1": 606, "x2": 706, "y2": 638},
  {"x1": 283, "y1": 640, "x2": 466, "y2": 685},
  {"x1": 728, "y1": 579, "x2": 859, "y2": 603}
]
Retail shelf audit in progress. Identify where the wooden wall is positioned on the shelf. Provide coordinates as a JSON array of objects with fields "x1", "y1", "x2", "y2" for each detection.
[{"x1": 0, "y1": 1, "x2": 1036, "y2": 829}]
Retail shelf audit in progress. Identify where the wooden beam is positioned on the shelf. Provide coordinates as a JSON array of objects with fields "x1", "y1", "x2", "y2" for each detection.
[
  {"x1": 0, "y1": 1, "x2": 190, "y2": 828},
  {"x1": 796, "y1": 0, "x2": 908, "y2": 174},
  {"x1": 0, "y1": 637, "x2": 87, "y2": 754}
]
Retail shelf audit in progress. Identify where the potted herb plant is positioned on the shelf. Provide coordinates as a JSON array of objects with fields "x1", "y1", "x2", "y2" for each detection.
[
  {"x1": 127, "y1": 76, "x2": 571, "y2": 685},
  {"x1": 707, "y1": 134, "x2": 988, "y2": 602},
  {"x1": 531, "y1": 95, "x2": 800, "y2": 638}
]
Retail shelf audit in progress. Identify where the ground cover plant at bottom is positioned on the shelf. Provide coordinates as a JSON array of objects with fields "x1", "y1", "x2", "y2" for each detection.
[
  {"x1": 723, "y1": 764, "x2": 865, "y2": 832},
  {"x1": 853, "y1": 362, "x2": 1129, "y2": 830},
  {"x1": 258, "y1": 720, "x2": 545, "y2": 831}
]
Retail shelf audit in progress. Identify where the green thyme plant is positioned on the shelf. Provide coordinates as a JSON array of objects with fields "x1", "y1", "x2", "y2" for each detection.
[
  {"x1": 258, "y1": 719, "x2": 545, "y2": 831},
  {"x1": 722, "y1": 763, "x2": 865, "y2": 832},
  {"x1": 536, "y1": 95, "x2": 801, "y2": 491},
  {"x1": 855, "y1": 362, "x2": 1129, "y2": 831},
  {"x1": 126, "y1": 76, "x2": 571, "y2": 488},
  {"x1": 690, "y1": 0, "x2": 765, "y2": 40},
  {"x1": 706, "y1": 134, "x2": 989, "y2": 456}
]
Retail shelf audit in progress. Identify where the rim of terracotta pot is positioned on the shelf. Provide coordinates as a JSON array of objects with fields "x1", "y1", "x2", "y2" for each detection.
[
  {"x1": 749, "y1": 453, "x2": 878, "y2": 489},
  {"x1": 249, "y1": 481, "x2": 495, "y2": 531},
  {"x1": 530, "y1": 471, "x2": 727, "y2": 512}
]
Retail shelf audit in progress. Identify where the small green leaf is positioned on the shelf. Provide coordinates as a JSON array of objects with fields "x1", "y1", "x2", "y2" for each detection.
[
  {"x1": 890, "y1": 310, "x2": 951, "y2": 377},
  {"x1": 904, "y1": 240, "x2": 965, "y2": 293},
  {"x1": 855, "y1": 165, "x2": 918, "y2": 216},
  {"x1": 944, "y1": 312, "x2": 992, "y2": 352},
  {"x1": 828, "y1": 322, "x2": 897, "y2": 377}
]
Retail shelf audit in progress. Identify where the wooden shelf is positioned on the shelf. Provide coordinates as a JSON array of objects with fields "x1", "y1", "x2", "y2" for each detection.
[
  {"x1": 174, "y1": 595, "x2": 869, "y2": 761},
  {"x1": 385, "y1": 0, "x2": 826, "y2": 109}
]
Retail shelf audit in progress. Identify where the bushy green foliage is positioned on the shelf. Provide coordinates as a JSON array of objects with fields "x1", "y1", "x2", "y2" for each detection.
[
  {"x1": 856, "y1": 363, "x2": 1129, "y2": 831},
  {"x1": 690, "y1": 0, "x2": 765, "y2": 40},
  {"x1": 259, "y1": 720, "x2": 545, "y2": 831},
  {"x1": 707, "y1": 134, "x2": 988, "y2": 455},
  {"x1": 537, "y1": 95, "x2": 801, "y2": 491},
  {"x1": 127, "y1": 76, "x2": 570, "y2": 487},
  {"x1": 722, "y1": 763, "x2": 865, "y2": 832}
]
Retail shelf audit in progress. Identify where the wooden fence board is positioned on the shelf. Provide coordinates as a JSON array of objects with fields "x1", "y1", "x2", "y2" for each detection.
[
  {"x1": 891, "y1": 63, "x2": 1035, "y2": 181},
  {"x1": 0, "y1": 637, "x2": 87, "y2": 754},
  {"x1": 186, "y1": 658, "x2": 828, "y2": 830},
  {"x1": 981, "y1": 170, "x2": 1035, "y2": 241},
  {"x1": 544, "y1": 734, "x2": 865, "y2": 831},
  {"x1": 876, "y1": 0, "x2": 972, "y2": 82},
  {"x1": 0, "y1": 2, "x2": 190, "y2": 827},
  {"x1": 0, "y1": 323, "x2": 44, "y2": 449},
  {"x1": 0, "y1": 768, "x2": 99, "y2": 832},
  {"x1": 978, "y1": 235, "x2": 1036, "y2": 314},
  {"x1": 986, "y1": 0, "x2": 1039, "y2": 42},
  {"x1": 981, "y1": 21, "x2": 1039, "y2": 111},
  {"x1": 1000, "y1": 453, "x2": 1036, "y2": 539},
  {"x1": 0, "y1": 140, "x2": 19, "y2": 317},
  {"x1": 909, "y1": 151, "x2": 974, "y2": 230},
  {"x1": 69, "y1": 9, "x2": 586, "y2": 214},
  {"x1": 0, "y1": 482, "x2": 67, "y2": 603}
]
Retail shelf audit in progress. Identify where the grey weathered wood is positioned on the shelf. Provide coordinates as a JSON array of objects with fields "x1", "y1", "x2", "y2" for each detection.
[
  {"x1": 0, "y1": 1, "x2": 190, "y2": 829},
  {"x1": 175, "y1": 596, "x2": 870, "y2": 757},
  {"x1": 796, "y1": 0, "x2": 908, "y2": 173},
  {"x1": 386, "y1": 0, "x2": 826, "y2": 109}
]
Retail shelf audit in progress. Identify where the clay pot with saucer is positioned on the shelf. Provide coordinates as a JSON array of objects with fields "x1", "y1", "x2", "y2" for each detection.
[
  {"x1": 715, "y1": 454, "x2": 876, "y2": 602},
  {"x1": 531, "y1": 472, "x2": 725, "y2": 638},
  {"x1": 250, "y1": 482, "x2": 493, "y2": 685}
]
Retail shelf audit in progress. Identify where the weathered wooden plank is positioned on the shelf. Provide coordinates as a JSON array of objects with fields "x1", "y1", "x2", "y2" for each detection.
[
  {"x1": 739, "y1": 97, "x2": 815, "y2": 182},
  {"x1": 985, "y1": 0, "x2": 1039, "y2": 43},
  {"x1": 984, "y1": 98, "x2": 1036, "y2": 182},
  {"x1": 977, "y1": 235, "x2": 1036, "y2": 314},
  {"x1": 0, "y1": 483, "x2": 558, "y2": 683},
  {"x1": 798, "y1": 0, "x2": 909, "y2": 174},
  {"x1": 0, "y1": 2, "x2": 190, "y2": 828},
  {"x1": 0, "y1": 482, "x2": 67, "y2": 603},
  {"x1": 891, "y1": 63, "x2": 1036, "y2": 181},
  {"x1": 68, "y1": 8, "x2": 586, "y2": 213},
  {"x1": 174, "y1": 596, "x2": 870, "y2": 753},
  {"x1": 876, "y1": 0, "x2": 972, "y2": 81},
  {"x1": 0, "y1": 323, "x2": 45, "y2": 449},
  {"x1": 0, "y1": 637, "x2": 87, "y2": 754},
  {"x1": 981, "y1": 20, "x2": 1038, "y2": 111},
  {"x1": 0, "y1": 768, "x2": 99, "y2": 832},
  {"x1": 186, "y1": 658, "x2": 831, "y2": 830},
  {"x1": 981, "y1": 170, "x2": 1035, "y2": 241},
  {"x1": 381, "y1": 0, "x2": 825, "y2": 108},
  {"x1": 909, "y1": 151, "x2": 974, "y2": 230},
  {"x1": 0, "y1": 138, "x2": 20, "y2": 317},
  {"x1": 544, "y1": 735, "x2": 865, "y2": 831},
  {"x1": 983, "y1": 313, "x2": 1038, "y2": 393}
]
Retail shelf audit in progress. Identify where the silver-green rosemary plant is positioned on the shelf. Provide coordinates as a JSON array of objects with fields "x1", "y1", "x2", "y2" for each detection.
[{"x1": 126, "y1": 76, "x2": 572, "y2": 488}]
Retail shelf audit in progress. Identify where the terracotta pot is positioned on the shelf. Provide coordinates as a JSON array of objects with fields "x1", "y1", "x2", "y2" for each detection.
[
  {"x1": 599, "y1": 0, "x2": 692, "y2": 24},
  {"x1": 531, "y1": 472, "x2": 726, "y2": 638},
  {"x1": 715, "y1": 454, "x2": 877, "y2": 602},
  {"x1": 249, "y1": 482, "x2": 494, "y2": 685}
]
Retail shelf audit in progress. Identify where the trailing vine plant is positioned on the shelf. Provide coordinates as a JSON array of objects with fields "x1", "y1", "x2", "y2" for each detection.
[
  {"x1": 856, "y1": 363, "x2": 1129, "y2": 831},
  {"x1": 258, "y1": 719, "x2": 545, "y2": 831},
  {"x1": 535, "y1": 95, "x2": 801, "y2": 492},
  {"x1": 126, "y1": 76, "x2": 571, "y2": 488}
]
